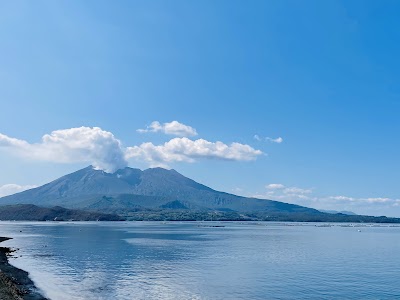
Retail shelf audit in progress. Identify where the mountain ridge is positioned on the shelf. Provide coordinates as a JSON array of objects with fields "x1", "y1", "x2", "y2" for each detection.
[
  {"x1": 0, "y1": 166, "x2": 319, "y2": 215},
  {"x1": 2, "y1": 166, "x2": 399, "y2": 223}
]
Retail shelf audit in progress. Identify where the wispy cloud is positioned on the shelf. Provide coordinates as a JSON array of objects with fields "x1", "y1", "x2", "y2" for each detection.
[
  {"x1": 283, "y1": 187, "x2": 313, "y2": 195},
  {"x1": 256, "y1": 183, "x2": 400, "y2": 216},
  {"x1": 0, "y1": 184, "x2": 37, "y2": 197},
  {"x1": 262, "y1": 185, "x2": 314, "y2": 201},
  {"x1": 253, "y1": 134, "x2": 262, "y2": 141},
  {"x1": 137, "y1": 121, "x2": 198, "y2": 137},
  {"x1": 266, "y1": 137, "x2": 283, "y2": 144},
  {"x1": 266, "y1": 183, "x2": 285, "y2": 189},
  {"x1": 328, "y1": 196, "x2": 394, "y2": 204},
  {"x1": 254, "y1": 135, "x2": 283, "y2": 143}
]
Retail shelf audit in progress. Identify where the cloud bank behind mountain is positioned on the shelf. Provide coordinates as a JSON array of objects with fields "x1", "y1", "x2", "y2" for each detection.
[{"x1": 0, "y1": 124, "x2": 263, "y2": 172}]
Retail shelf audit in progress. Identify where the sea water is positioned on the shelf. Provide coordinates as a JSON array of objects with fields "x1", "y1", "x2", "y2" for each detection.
[{"x1": 1, "y1": 221, "x2": 400, "y2": 299}]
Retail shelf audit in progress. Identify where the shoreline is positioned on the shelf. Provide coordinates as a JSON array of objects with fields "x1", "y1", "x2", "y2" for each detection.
[{"x1": 0, "y1": 237, "x2": 48, "y2": 300}]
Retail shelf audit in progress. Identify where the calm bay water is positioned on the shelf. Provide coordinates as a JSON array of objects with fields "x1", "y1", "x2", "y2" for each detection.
[{"x1": 1, "y1": 221, "x2": 400, "y2": 299}]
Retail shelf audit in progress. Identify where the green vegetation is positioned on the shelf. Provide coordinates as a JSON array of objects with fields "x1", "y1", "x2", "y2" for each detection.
[
  {"x1": 0, "y1": 204, "x2": 123, "y2": 221},
  {"x1": 121, "y1": 209, "x2": 400, "y2": 223}
]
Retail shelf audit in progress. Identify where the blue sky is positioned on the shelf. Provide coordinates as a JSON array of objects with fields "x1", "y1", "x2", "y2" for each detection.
[{"x1": 1, "y1": 0, "x2": 400, "y2": 216}]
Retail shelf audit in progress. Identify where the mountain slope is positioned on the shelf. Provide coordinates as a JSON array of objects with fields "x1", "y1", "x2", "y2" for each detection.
[
  {"x1": 319, "y1": 209, "x2": 356, "y2": 215},
  {"x1": 0, "y1": 166, "x2": 320, "y2": 214}
]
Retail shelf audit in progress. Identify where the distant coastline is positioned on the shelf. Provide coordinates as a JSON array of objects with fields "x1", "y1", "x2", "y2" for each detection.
[
  {"x1": 0, "y1": 204, "x2": 400, "y2": 223},
  {"x1": 1, "y1": 166, "x2": 399, "y2": 223},
  {"x1": 0, "y1": 237, "x2": 47, "y2": 300}
]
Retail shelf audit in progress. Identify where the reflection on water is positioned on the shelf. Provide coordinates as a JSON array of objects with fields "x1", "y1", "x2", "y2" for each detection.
[{"x1": 1, "y1": 222, "x2": 400, "y2": 299}]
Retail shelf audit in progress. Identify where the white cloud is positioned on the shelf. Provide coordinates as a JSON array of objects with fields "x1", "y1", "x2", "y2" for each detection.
[
  {"x1": 253, "y1": 135, "x2": 283, "y2": 143},
  {"x1": 328, "y1": 196, "x2": 393, "y2": 204},
  {"x1": 264, "y1": 184, "x2": 312, "y2": 199},
  {"x1": 283, "y1": 187, "x2": 313, "y2": 194},
  {"x1": 257, "y1": 183, "x2": 400, "y2": 216},
  {"x1": 253, "y1": 134, "x2": 261, "y2": 141},
  {"x1": 137, "y1": 121, "x2": 198, "y2": 137},
  {"x1": 0, "y1": 127, "x2": 127, "y2": 173},
  {"x1": 0, "y1": 184, "x2": 37, "y2": 197},
  {"x1": 364, "y1": 197, "x2": 391, "y2": 203},
  {"x1": 328, "y1": 196, "x2": 355, "y2": 201},
  {"x1": 266, "y1": 183, "x2": 285, "y2": 189},
  {"x1": 266, "y1": 137, "x2": 283, "y2": 143},
  {"x1": 1, "y1": 127, "x2": 263, "y2": 171},
  {"x1": 126, "y1": 137, "x2": 263, "y2": 166}
]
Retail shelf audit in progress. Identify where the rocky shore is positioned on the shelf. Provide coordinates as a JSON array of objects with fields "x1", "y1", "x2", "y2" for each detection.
[{"x1": 0, "y1": 237, "x2": 47, "y2": 300}]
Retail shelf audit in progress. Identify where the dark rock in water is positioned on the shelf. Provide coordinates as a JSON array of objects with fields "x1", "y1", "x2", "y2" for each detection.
[{"x1": 0, "y1": 238, "x2": 48, "y2": 300}]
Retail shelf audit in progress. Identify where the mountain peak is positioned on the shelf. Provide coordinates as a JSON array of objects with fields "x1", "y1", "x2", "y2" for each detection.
[
  {"x1": 0, "y1": 165, "x2": 320, "y2": 217},
  {"x1": 144, "y1": 167, "x2": 173, "y2": 172}
]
